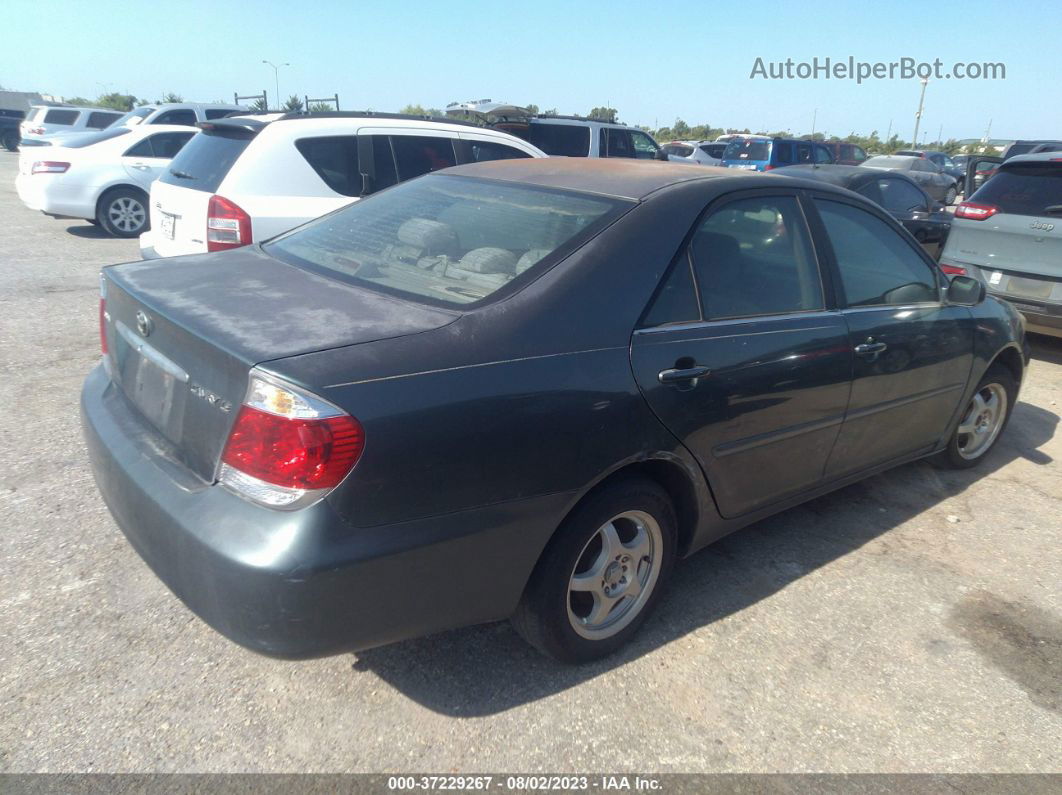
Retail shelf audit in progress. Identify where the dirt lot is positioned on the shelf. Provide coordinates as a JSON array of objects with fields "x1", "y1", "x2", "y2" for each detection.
[{"x1": 0, "y1": 151, "x2": 1059, "y2": 773}]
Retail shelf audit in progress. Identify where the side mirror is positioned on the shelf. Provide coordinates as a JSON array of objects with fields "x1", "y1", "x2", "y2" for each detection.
[
  {"x1": 947, "y1": 275, "x2": 986, "y2": 306},
  {"x1": 656, "y1": 148, "x2": 669, "y2": 161}
]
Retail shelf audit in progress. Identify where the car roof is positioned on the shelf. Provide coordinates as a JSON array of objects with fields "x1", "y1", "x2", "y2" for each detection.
[
  {"x1": 31, "y1": 105, "x2": 120, "y2": 114},
  {"x1": 770, "y1": 164, "x2": 875, "y2": 185},
  {"x1": 439, "y1": 158, "x2": 763, "y2": 200},
  {"x1": 1001, "y1": 151, "x2": 1062, "y2": 165}
]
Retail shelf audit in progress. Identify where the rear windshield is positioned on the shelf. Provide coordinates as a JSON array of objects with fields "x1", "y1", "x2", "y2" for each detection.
[
  {"x1": 528, "y1": 123, "x2": 591, "y2": 157},
  {"x1": 266, "y1": 174, "x2": 625, "y2": 307},
  {"x1": 723, "y1": 140, "x2": 770, "y2": 161},
  {"x1": 700, "y1": 143, "x2": 726, "y2": 158},
  {"x1": 969, "y1": 164, "x2": 1062, "y2": 216},
  {"x1": 63, "y1": 128, "x2": 132, "y2": 148},
  {"x1": 160, "y1": 129, "x2": 254, "y2": 192},
  {"x1": 663, "y1": 143, "x2": 694, "y2": 157}
]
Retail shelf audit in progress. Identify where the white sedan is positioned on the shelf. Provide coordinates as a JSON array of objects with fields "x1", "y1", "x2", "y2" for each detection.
[{"x1": 15, "y1": 124, "x2": 196, "y2": 237}]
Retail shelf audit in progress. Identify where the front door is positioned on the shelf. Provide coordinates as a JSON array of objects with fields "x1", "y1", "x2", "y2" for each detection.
[
  {"x1": 631, "y1": 191, "x2": 853, "y2": 518},
  {"x1": 808, "y1": 196, "x2": 975, "y2": 477}
]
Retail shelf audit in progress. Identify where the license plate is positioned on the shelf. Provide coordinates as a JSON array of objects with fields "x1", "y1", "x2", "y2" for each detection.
[{"x1": 160, "y1": 212, "x2": 176, "y2": 240}]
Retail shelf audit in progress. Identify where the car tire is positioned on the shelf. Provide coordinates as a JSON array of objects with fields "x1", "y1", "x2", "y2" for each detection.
[
  {"x1": 1, "y1": 130, "x2": 18, "y2": 152},
  {"x1": 945, "y1": 186, "x2": 957, "y2": 205},
  {"x1": 933, "y1": 364, "x2": 1016, "y2": 469},
  {"x1": 512, "y1": 477, "x2": 677, "y2": 663},
  {"x1": 96, "y1": 187, "x2": 149, "y2": 238}
]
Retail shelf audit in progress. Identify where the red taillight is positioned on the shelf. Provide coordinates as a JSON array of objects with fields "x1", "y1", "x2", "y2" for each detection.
[
  {"x1": 28, "y1": 126, "x2": 45, "y2": 135},
  {"x1": 31, "y1": 161, "x2": 70, "y2": 175},
  {"x1": 222, "y1": 407, "x2": 364, "y2": 491},
  {"x1": 940, "y1": 264, "x2": 968, "y2": 276},
  {"x1": 99, "y1": 297, "x2": 109, "y2": 354},
  {"x1": 206, "y1": 194, "x2": 252, "y2": 252},
  {"x1": 955, "y1": 202, "x2": 1000, "y2": 221},
  {"x1": 764, "y1": 164, "x2": 775, "y2": 171}
]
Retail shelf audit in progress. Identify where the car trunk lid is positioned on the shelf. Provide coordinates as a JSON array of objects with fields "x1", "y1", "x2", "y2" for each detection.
[{"x1": 101, "y1": 246, "x2": 458, "y2": 481}]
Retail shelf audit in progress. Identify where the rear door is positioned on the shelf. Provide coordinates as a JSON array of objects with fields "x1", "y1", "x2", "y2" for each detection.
[
  {"x1": 121, "y1": 131, "x2": 195, "y2": 189},
  {"x1": 631, "y1": 190, "x2": 853, "y2": 518},
  {"x1": 808, "y1": 195, "x2": 974, "y2": 477}
]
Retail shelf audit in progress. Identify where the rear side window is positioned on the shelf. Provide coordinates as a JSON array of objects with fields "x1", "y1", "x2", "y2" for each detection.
[
  {"x1": 466, "y1": 140, "x2": 531, "y2": 162},
  {"x1": 816, "y1": 199, "x2": 938, "y2": 306},
  {"x1": 295, "y1": 136, "x2": 361, "y2": 196},
  {"x1": 690, "y1": 196, "x2": 823, "y2": 319},
  {"x1": 44, "y1": 109, "x2": 79, "y2": 126},
  {"x1": 642, "y1": 257, "x2": 700, "y2": 327},
  {"x1": 266, "y1": 175, "x2": 624, "y2": 307},
  {"x1": 391, "y1": 135, "x2": 457, "y2": 181},
  {"x1": 664, "y1": 143, "x2": 694, "y2": 157},
  {"x1": 125, "y1": 131, "x2": 195, "y2": 158},
  {"x1": 700, "y1": 143, "x2": 726, "y2": 159},
  {"x1": 971, "y1": 164, "x2": 1062, "y2": 216},
  {"x1": 86, "y1": 111, "x2": 120, "y2": 129},
  {"x1": 528, "y1": 123, "x2": 590, "y2": 157},
  {"x1": 205, "y1": 108, "x2": 233, "y2": 120},
  {"x1": 159, "y1": 129, "x2": 254, "y2": 192},
  {"x1": 877, "y1": 178, "x2": 928, "y2": 213},
  {"x1": 773, "y1": 142, "x2": 795, "y2": 165},
  {"x1": 154, "y1": 109, "x2": 197, "y2": 126}
]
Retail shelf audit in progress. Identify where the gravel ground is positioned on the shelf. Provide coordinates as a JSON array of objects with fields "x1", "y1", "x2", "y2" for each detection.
[{"x1": 0, "y1": 151, "x2": 1059, "y2": 774}]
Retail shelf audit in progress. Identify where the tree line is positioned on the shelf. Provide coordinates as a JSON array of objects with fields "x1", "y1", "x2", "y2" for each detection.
[{"x1": 52, "y1": 93, "x2": 1003, "y2": 155}]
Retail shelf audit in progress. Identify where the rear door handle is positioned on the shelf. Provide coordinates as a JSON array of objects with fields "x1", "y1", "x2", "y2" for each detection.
[
  {"x1": 658, "y1": 365, "x2": 711, "y2": 384},
  {"x1": 854, "y1": 341, "x2": 888, "y2": 355}
]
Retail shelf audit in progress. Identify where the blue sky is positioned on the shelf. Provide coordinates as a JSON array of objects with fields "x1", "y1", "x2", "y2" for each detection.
[{"x1": 4, "y1": 0, "x2": 1054, "y2": 142}]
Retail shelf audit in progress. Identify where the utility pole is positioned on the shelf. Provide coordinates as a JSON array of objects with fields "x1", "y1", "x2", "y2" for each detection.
[
  {"x1": 811, "y1": 108, "x2": 817, "y2": 137},
  {"x1": 262, "y1": 60, "x2": 289, "y2": 110},
  {"x1": 912, "y1": 78, "x2": 929, "y2": 146},
  {"x1": 937, "y1": 124, "x2": 943, "y2": 146},
  {"x1": 885, "y1": 118, "x2": 892, "y2": 145}
]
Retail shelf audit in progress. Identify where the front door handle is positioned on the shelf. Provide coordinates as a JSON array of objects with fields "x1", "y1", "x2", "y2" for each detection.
[
  {"x1": 854, "y1": 340, "x2": 888, "y2": 355},
  {"x1": 132, "y1": 163, "x2": 151, "y2": 170},
  {"x1": 658, "y1": 365, "x2": 711, "y2": 384}
]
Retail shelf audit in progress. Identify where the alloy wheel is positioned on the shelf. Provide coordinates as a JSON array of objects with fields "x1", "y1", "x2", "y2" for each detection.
[
  {"x1": 566, "y1": 510, "x2": 662, "y2": 640},
  {"x1": 107, "y1": 196, "x2": 146, "y2": 234},
  {"x1": 956, "y1": 383, "x2": 1007, "y2": 460}
]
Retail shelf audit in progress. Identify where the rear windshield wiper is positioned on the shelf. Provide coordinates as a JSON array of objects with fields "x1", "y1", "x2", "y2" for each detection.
[
  {"x1": 1043, "y1": 204, "x2": 1062, "y2": 216},
  {"x1": 169, "y1": 169, "x2": 195, "y2": 180}
]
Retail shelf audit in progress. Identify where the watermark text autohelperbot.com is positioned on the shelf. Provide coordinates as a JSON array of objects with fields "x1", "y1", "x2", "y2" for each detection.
[{"x1": 750, "y1": 57, "x2": 1005, "y2": 83}]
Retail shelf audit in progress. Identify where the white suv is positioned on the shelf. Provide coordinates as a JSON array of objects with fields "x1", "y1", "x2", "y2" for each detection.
[
  {"x1": 20, "y1": 105, "x2": 124, "y2": 145},
  {"x1": 141, "y1": 112, "x2": 546, "y2": 259},
  {"x1": 109, "y1": 102, "x2": 247, "y2": 129}
]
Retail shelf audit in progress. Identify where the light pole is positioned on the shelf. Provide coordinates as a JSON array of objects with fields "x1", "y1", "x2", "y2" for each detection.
[
  {"x1": 262, "y1": 60, "x2": 289, "y2": 110},
  {"x1": 912, "y1": 78, "x2": 929, "y2": 147},
  {"x1": 811, "y1": 107, "x2": 817, "y2": 138}
]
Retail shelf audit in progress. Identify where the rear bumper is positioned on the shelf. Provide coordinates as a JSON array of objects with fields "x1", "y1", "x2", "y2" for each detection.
[
  {"x1": 15, "y1": 173, "x2": 96, "y2": 219},
  {"x1": 954, "y1": 264, "x2": 1062, "y2": 339},
  {"x1": 81, "y1": 365, "x2": 565, "y2": 658},
  {"x1": 138, "y1": 231, "x2": 160, "y2": 260}
]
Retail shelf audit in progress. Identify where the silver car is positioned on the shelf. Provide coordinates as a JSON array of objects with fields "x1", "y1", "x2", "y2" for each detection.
[
  {"x1": 940, "y1": 152, "x2": 1062, "y2": 337},
  {"x1": 660, "y1": 140, "x2": 727, "y2": 165}
]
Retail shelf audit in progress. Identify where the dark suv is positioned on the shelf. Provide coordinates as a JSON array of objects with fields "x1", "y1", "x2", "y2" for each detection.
[{"x1": 721, "y1": 137, "x2": 835, "y2": 171}]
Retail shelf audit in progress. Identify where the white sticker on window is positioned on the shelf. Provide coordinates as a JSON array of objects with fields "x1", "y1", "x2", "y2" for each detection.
[{"x1": 989, "y1": 271, "x2": 1003, "y2": 285}]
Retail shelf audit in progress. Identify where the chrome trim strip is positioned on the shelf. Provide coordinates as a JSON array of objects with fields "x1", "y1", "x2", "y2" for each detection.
[
  {"x1": 844, "y1": 382, "x2": 965, "y2": 422},
  {"x1": 115, "y1": 321, "x2": 189, "y2": 383},
  {"x1": 713, "y1": 413, "x2": 845, "y2": 458}
]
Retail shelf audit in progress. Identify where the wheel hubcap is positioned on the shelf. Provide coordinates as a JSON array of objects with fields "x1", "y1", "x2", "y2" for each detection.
[
  {"x1": 567, "y1": 510, "x2": 662, "y2": 640},
  {"x1": 956, "y1": 383, "x2": 1007, "y2": 460},
  {"x1": 108, "y1": 197, "x2": 145, "y2": 233}
]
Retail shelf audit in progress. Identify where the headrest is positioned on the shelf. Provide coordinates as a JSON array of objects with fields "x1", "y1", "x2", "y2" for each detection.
[
  {"x1": 457, "y1": 247, "x2": 518, "y2": 274},
  {"x1": 516, "y1": 249, "x2": 551, "y2": 274},
  {"x1": 396, "y1": 218, "x2": 458, "y2": 256}
]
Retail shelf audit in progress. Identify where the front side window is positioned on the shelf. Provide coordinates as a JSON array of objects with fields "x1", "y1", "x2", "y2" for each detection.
[
  {"x1": 814, "y1": 145, "x2": 833, "y2": 164},
  {"x1": 467, "y1": 140, "x2": 531, "y2": 162},
  {"x1": 816, "y1": 199, "x2": 938, "y2": 307},
  {"x1": 630, "y1": 131, "x2": 659, "y2": 159},
  {"x1": 391, "y1": 135, "x2": 457, "y2": 181},
  {"x1": 663, "y1": 143, "x2": 694, "y2": 157},
  {"x1": 124, "y1": 131, "x2": 195, "y2": 159},
  {"x1": 266, "y1": 175, "x2": 625, "y2": 307},
  {"x1": 690, "y1": 196, "x2": 823, "y2": 319}
]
